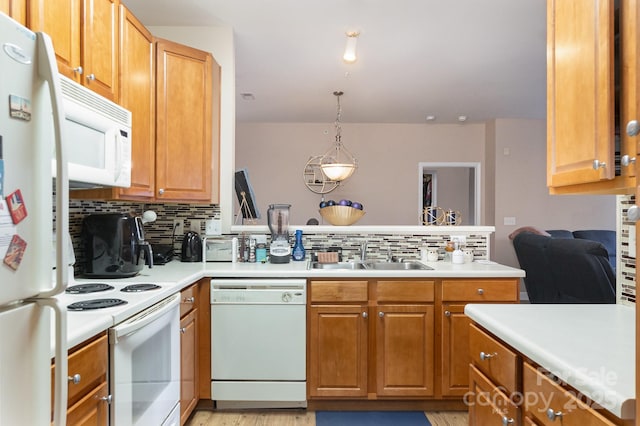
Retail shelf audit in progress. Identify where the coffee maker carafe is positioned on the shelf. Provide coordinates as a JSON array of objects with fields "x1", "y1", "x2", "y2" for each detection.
[{"x1": 267, "y1": 204, "x2": 291, "y2": 263}]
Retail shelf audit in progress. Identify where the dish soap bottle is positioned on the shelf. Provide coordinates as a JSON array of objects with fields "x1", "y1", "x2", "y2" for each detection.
[{"x1": 292, "y1": 229, "x2": 306, "y2": 261}]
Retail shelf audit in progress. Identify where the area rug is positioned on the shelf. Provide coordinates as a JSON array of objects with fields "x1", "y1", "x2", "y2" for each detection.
[{"x1": 315, "y1": 411, "x2": 432, "y2": 426}]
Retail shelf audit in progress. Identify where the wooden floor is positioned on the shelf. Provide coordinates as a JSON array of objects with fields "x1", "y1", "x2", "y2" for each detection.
[{"x1": 186, "y1": 410, "x2": 468, "y2": 426}]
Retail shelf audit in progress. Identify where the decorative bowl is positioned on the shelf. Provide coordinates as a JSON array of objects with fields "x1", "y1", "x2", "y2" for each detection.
[{"x1": 319, "y1": 205, "x2": 365, "y2": 226}]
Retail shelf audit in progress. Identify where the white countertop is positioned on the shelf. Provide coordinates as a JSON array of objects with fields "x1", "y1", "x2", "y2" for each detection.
[
  {"x1": 464, "y1": 303, "x2": 635, "y2": 419},
  {"x1": 56, "y1": 259, "x2": 523, "y2": 355}
]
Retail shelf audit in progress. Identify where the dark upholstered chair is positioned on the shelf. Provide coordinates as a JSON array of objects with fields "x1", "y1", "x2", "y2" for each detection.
[
  {"x1": 512, "y1": 232, "x2": 616, "y2": 304},
  {"x1": 546, "y1": 229, "x2": 616, "y2": 272}
]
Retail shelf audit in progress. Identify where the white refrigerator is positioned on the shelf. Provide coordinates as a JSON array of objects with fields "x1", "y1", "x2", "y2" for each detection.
[{"x1": 0, "y1": 12, "x2": 70, "y2": 426}]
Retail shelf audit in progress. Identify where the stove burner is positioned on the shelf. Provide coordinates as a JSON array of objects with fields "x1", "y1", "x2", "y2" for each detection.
[
  {"x1": 121, "y1": 283, "x2": 161, "y2": 292},
  {"x1": 67, "y1": 298, "x2": 127, "y2": 311},
  {"x1": 66, "y1": 283, "x2": 114, "y2": 294}
]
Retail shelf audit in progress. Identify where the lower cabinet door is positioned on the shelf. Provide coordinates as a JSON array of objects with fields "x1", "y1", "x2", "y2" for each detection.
[
  {"x1": 180, "y1": 308, "x2": 198, "y2": 424},
  {"x1": 308, "y1": 304, "x2": 368, "y2": 398},
  {"x1": 468, "y1": 365, "x2": 519, "y2": 426},
  {"x1": 66, "y1": 381, "x2": 109, "y2": 426},
  {"x1": 375, "y1": 304, "x2": 435, "y2": 397},
  {"x1": 441, "y1": 303, "x2": 472, "y2": 396}
]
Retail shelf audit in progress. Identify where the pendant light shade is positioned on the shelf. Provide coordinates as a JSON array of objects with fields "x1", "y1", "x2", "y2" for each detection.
[
  {"x1": 320, "y1": 91, "x2": 357, "y2": 182},
  {"x1": 343, "y1": 31, "x2": 359, "y2": 63}
]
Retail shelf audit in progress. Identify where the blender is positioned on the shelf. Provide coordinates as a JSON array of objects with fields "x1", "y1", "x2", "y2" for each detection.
[{"x1": 267, "y1": 204, "x2": 291, "y2": 263}]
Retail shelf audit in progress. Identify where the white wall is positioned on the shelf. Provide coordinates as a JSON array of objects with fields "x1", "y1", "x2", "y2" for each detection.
[
  {"x1": 236, "y1": 122, "x2": 486, "y2": 226},
  {"x1": 492, "y1": 118, "x2": 616, "y2": 267},
  {"x1": 149, "y1": 25, "x2": 236, "y2": 231}
]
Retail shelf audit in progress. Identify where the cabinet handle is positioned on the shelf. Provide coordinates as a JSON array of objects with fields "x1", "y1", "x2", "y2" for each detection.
[
  {"x1": 627, "y1": 205, "x2": 640, "y2": 222},
  {"x1": 99, "y1": 394, "x2": 112, "y2": 404},
  {"x1": 183, "y1": 296, "x2": 195, "y2": 303},
  {"x1": 86, "y1": 73, "x2": 95, "y2": 81},
  {"x1": 158, "y1": 188, "x2": 165, "y2": 195},
  {"x1": 477, "y1": 288, "x2": 484, "y2": 295},
  {"x1": 362, "y1": 312, "x2": 368, "y2": 318},
  {"x1": 67, "y1": 374, "x2": 81, "y2": 385},
  {"x1": 592, "y1": 159, "x2": 606, "y2": 170},
  {"x1": 444, "y1": 310, "x2": 451, "y2": 317},
  {"x1": 546, "y1": 408, "x2": 563, "y2": 421},
  {"x1": 621, "y1": 155, "x2": 636, "y2": 167},
  {"x1": 73, "y1": 66, "x2": 83, "y2": 75},
  {"x1": 501, "y1": 416, "x2": 514, "y2": 425},
  {"x1": 479, "y1": 351, "x2": 496, "y2": 361},
  {"x1": 180, "y1": 327, "x2": 186, "y2": 334},
  {"x1": 627, "y1": 120, "x2": 640, "y2": 137},
  {"x1": 378, "y1": 311, "x2": 385, "y2": 318}
]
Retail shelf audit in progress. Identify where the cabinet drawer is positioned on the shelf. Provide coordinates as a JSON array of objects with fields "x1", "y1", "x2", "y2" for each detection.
[
  {"x1": 310, "y1": 281, "x2": 368, "y2": 303},
  {"x1": 375, "y1": 280, "x2": 434, "y2": 302},
  {"x1": 442, "y1": 279, "x2": 519, "y2": 302},
  {"x1": 469, "y1": 365, "x2": 519, "y2": 425},
  {"x1": 180, "y1": 284, "x2": 198, "y2": 317},
  {"x1": 469, "y1": 324, "x2": 519, "y2": 393},
  {"x1": 55, "y1": 334, "x2": 108, "y2": 408},
  {"x1": 523, "y1": 363, "x2": 617, "y2": 426}
]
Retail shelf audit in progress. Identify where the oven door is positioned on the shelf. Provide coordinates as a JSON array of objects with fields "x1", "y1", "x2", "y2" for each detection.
[{"x1": 109, "y1": 294, "x2": 180, "y2": 426}]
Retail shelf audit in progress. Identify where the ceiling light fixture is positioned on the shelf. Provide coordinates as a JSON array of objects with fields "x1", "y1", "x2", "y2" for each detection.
[
  {"x1": 343, "y1": 31, "x2": 360, "y2": 63},
  {"x1": 320, "y1": 91, "x2": 357, "y2": 181}
]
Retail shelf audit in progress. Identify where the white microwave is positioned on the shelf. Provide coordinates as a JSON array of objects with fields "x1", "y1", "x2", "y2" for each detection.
[{"x1": 52, "y1": 75, "x2": 132, "y2": 188}]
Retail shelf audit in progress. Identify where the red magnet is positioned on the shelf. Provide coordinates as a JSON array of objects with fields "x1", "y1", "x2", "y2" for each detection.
[
  {"x1": 3, "y1": 234, "x2": 27, "y2": 271},
  {"x1": 6, "y1": 189, "x2": 27, "y2": 225}
]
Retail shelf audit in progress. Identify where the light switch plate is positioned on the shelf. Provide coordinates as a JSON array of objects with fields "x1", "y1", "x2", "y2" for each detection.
[{"x1": 503, "y1": 217, "x2": 516, "y2": 226}]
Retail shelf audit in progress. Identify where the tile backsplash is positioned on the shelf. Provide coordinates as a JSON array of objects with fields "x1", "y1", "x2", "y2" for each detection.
[{"x1": 618, "y1": 194, "x2": 636, "y2": 305}]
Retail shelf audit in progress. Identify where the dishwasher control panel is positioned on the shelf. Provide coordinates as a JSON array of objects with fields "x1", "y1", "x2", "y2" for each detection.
[{"x1": 210, "y1": 279, "x2": 306, "y2": 304}]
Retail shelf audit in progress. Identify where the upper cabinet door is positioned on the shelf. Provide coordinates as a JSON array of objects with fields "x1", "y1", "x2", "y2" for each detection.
[
  {"x1": 547, "y1": 0, "x2": 615, "y2": 187},
  {"x1": 155, "y1": 38, "x2": 213, "y2": 203},
  {"x1": 0, "y1": 0, "x2": 27, "y2": 25},
  {"x1": 29, "y1": 0, "x2": 82, "y2": 82}
]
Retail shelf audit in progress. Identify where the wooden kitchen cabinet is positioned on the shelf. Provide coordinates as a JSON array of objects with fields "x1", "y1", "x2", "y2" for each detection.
[
  {"x1": 155, "y1": 38, "x2": 219, "y2": 203},
  {"x1": 0, "y1": 0, "x2": 26, "y2": 25},
  {"x1": 29, "y1": 0, "x2": 119, "y2": 101},
  {"x1": 51, "y1": 333, "x2": 109, "y2": 425},
  {"x1": 179, "y1": 283, "x2": 199, "y2": 425},
  {"x1": 308, "y1": 281, "x2": 369, "y2": 398},
  {"x1": 547, "y1": 0, "x2": 638, "y2": 194},
  {"x1": 308, "y1": 279, "x2": 435, "y2": 399},
  {"x1": 440, "y1": 278, "x2": 519, "y2": 397}
]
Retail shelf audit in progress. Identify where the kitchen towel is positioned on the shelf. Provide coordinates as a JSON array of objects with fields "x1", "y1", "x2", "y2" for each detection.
[{"x1": 315, "y1": 411, "x2": 431, "y2": 426}]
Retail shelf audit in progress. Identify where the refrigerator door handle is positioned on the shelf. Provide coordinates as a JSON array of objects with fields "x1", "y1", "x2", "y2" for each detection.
[
  {"x1": 31, "y1": 298, "x2": 68, "y2": 426},
  {"x1": 35, "y1": 32, "x2": 69, "y2": 298}
]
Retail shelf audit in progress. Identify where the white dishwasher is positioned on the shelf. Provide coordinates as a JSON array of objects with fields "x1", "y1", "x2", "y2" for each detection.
[{"x1": 210, "y1": 278, "x2": 307, "y2": 409}]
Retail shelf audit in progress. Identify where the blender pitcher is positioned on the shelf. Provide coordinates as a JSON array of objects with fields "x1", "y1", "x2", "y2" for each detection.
[{"x1": 267, "y1": 204, "x2": 291, "y2": 263}]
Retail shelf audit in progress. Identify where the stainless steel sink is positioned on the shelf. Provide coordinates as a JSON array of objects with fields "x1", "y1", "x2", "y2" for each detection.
[
  {"x1": 310, "y1": 261, "x2": 431, "y2": 270},
  {"x1": 310, "y1": 261, "x2": 367, "y2": 270},
  {"x1": 363, "y1": 261, "x2": 432, "y2": 270}
]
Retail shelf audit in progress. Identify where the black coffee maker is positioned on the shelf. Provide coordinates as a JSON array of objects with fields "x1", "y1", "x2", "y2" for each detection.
[{"x1": 81, "y1": 213, "x2": 153, "y2": 278}]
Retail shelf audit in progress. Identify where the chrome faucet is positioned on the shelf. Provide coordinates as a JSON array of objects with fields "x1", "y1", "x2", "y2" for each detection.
[{"x1": 360, "y1": 241, "x2": 368, "y2": 261}]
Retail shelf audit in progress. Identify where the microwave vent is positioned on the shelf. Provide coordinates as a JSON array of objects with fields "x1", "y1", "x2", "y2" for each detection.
[{"x1": 59, "y1": 75, "x2": 131, "y2": 127}]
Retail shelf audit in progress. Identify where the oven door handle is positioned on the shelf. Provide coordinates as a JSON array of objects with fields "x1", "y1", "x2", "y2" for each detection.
[{"x1": 110, "y1": 294, "x2": 180, "y2": 343}]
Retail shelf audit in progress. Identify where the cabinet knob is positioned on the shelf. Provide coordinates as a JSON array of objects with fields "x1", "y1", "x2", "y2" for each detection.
[
  {"x1": 378, "y1": 311, "x2": 385, "y2": 318},
  {"x1": 479, "y1": 351, "x2": 496, "y2": 361},
  {"x1": 546, "y1": 408, "x2": 563, "y2": 421},
  {"x1": 180, "y1": 327, "x2": 186, "y2": 334},
  {"x1": 477, "y1": 288, "x2": 484, "y2": 295},
  {"x1": 501, "y1": 416, "x2": 514, "y2": 425},
  {"x1": 362, "y1": 312, "x2": 368, "y2": 318},
  {"x1": 67, "y1": 374, "x2": 81, "y2": 384},
  {"x1": 592, "y1": 159, "x2": 606, "y2": 170},
  {"x1": 444, "y1": 310, "x2": 451, "y2": 317},
  {"x1": 158, "y1": 188, "x2": 165, "y2": 195},
  {"x1": 183, "y1": 296, "x2": 195, "y2": 303},
  {"x1": 86, "y1": 73, "x2": 95, "y2": 81},
  {"x1": 627, "y1": 205, "x2": 640, "y2": 222},
  {"x1": 621, "y1": 155, "x2": 636, "y2": 167},
  {"x1": 99, "y1": 394, "x2": 112, "y2": 404},
  {"x1": 626, "y1": 120, "x2": 640, "y2": 137},
  {"x1": 73, "y1": 66, "x2": 83, "y2": 75}
]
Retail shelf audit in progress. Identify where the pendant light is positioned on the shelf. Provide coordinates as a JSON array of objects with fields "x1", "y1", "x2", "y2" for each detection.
[{"x1": 320, "y1": 91, "x2": 357, "y2": 181}]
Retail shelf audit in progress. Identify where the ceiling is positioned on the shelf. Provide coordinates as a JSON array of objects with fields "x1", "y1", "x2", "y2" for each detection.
[{"x1": 123, "y1": 0, "x2": 547, "y2": 124}]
